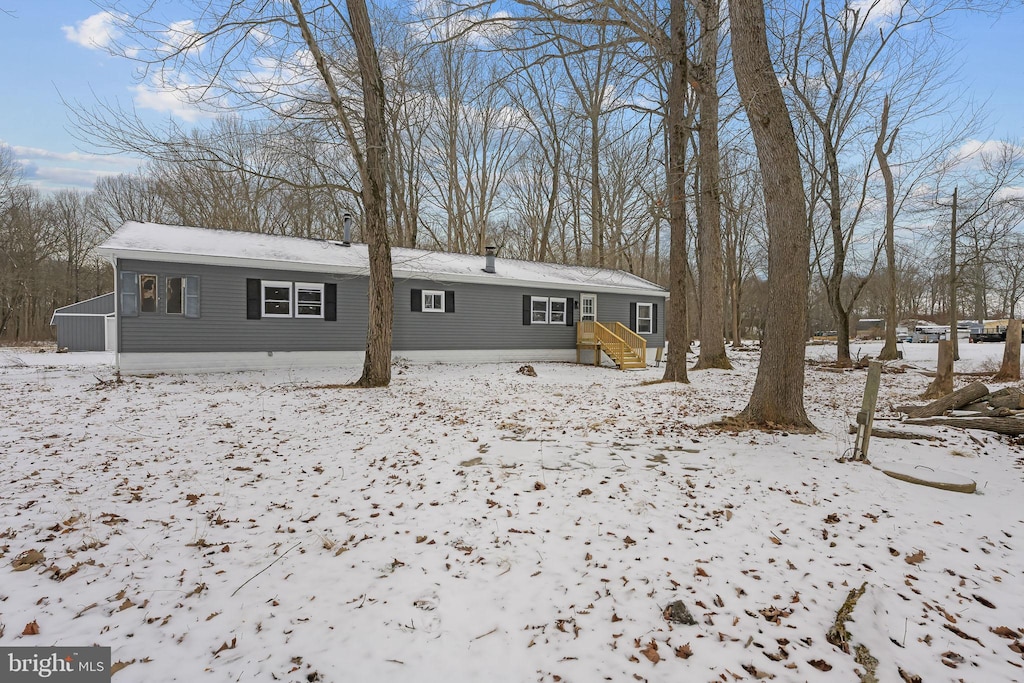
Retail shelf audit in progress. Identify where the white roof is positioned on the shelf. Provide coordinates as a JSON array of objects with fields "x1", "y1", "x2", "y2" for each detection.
[{"x1": 96, "y1": 222, "x2": 668, "y2": 296}]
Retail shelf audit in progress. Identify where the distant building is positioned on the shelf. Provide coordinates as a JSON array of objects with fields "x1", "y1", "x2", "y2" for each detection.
[{"x1": 855, "y1": 318, "x2": 885, "y2": 339}]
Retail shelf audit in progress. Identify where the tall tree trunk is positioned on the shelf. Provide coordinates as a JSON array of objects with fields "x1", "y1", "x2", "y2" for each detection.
[
  {"x1": 346, "y1": 0, "x2": 393, "y2": 387},
  {"x1": 661, "y1": 0, "x2": 690, "y2": 384},
  {"x1": 291, "y1": 0, "x2": 393, "y2": 387},
  {"x1": 950, "y1": 187, "x2": 959, "y2": 361},
  {"x1": 876, "y1": 96, "x2": 900, "y2": 361},
  {"x1": 728, "y1": 0, "x2": 815, "y2": 430},
  {"x1": 693, "y1": 1, "x2": 732, "y2": 370}
]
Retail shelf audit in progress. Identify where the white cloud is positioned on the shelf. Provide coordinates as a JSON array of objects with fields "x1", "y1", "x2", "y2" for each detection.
[
  {"x1": 62, "y1": 11, "x2": 123, "y2": 51},
  {"x1": 949, "y1": 139, "x2": 1024, "y2": 169},
  {"x1": 131, "y1": 72, "x2": 218, "y2": 123}
]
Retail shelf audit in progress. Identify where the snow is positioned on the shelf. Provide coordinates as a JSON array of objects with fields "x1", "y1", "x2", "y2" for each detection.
[
  {"x1": 97, "y1": 222, "x2": 668, "y2": 294},
  {"x1": 1, "y1": 340, "x2": 1022, "y2": 682}
]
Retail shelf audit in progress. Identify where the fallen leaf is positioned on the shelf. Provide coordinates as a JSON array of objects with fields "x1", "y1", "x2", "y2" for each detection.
[
  {"x1": 22, "y1": 620, "x2": 40, "y2": 635},
  {"x1": 808, "y1": 659, "x2": 832, "y2": 671},
  {"x1": 213, "y1": 637, "x2": 238, "y2": 656},
  {"x1": 11, "y1": 549, "x2": 45, "y2": 571},
  {"x1": 111, "y1": 660, "x2": 136, "y2": 675},
  {"x1": 904, "y1": 550, "x2": 926, "y2": 565},
  {"x1": 639, "y1": 640, "x2": 660, "y2": 664},
  {"x1": 675, "y1": 643, "x2": 693, "y2": 659}
]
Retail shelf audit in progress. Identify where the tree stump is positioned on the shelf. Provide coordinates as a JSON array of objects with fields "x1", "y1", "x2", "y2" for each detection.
[
  {"x1": 992, "y1": 319, "x2": 1022, "y2": 382},
  {"x1": 921, "y1": 340, "x2": 953, "y2": 399}
]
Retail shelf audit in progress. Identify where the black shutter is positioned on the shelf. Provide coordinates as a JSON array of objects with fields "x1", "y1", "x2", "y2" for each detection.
[
  {"x1": 444, "y1": 290, "x2": 455, "y2": 313},
  {"x1": 629, "y1": 302, "x2": 637, "y2": 331},
  {"x1": 565, "y1": 297, "x2": 574, "y2": 326},
  {"x1": 324, "y1": 283, "x2": 337, "y2": 321},
  {"x1": 652, "y1": 303, "x2": 658, "y2": 334},
  {"x1": 411, "y1": 289, "x2": 422, "y2": 312},
  {"x1": 246, "y1": 279, "x2": 262, "y2": 319},
  {"x1": 523, "y1": 295, "x2": 531, "y2": 325}
]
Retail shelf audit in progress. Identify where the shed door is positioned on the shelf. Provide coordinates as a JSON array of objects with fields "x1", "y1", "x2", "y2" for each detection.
[{"x1": 580, "y1": 294, "x2": 597, "y2": 322}]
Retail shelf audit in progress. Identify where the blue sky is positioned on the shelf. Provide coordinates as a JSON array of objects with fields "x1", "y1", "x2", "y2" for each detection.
[{"x1": 1, "y1": 0, "x2": 1022, "y2": 194}]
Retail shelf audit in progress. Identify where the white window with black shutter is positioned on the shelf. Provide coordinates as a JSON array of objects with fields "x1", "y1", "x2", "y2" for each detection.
[
  {"x1": 523, "y1": 295, "x2": 574, "y2": 326},
  {"x1": 247, "y1": 279, "x2": 337, "y2": 320},
  {"x1": 630, "y1": 302, "x2": 658, "y2": 335},
  {"x1": 295, "y1": 282, "x2": 325, "y2": 318},
  {"x1": 410, "y1": 288, "x2": 455, "y2": 313},
  {"x1": 262, "y1": 280, "x2": 293, "y2": 318}
]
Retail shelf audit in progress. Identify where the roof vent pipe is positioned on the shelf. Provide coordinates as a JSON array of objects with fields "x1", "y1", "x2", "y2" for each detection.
[
  {"x1": 342, "y1": 213, "x2": 352, "y2": 247},
  {"x1": 484, "y1": 246, "x2": 496, "y2": 273}
]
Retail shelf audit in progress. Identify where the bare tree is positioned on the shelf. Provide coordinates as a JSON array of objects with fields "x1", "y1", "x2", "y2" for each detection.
[
  {"x1": 729, "y1": 0, "x2": 814, "y2": 430},
  {"x1": 76, "y1": 0, "x2": 395, "y2": 386}
]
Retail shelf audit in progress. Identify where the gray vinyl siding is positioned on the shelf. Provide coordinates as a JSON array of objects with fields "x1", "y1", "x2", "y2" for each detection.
[
  {"x1": 393, "y1": 278, "x2": 666, "y2": 351},
  {"x1": 51, "y1": 293, "x2": 115, "y2": 351},
  {"x1": 118, "y1": 259, "x2": 367, "y2": 353},
  {"x1": 117, "y1": 259, "x2": 666, "y2": 354},
  {"x1": 55, "y1": 316, "x2": 108, "y2": 351}
]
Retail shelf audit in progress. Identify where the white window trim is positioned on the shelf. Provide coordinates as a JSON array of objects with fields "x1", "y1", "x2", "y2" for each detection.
[
  {"x1": 636, "y1": 302, "x2": 653, "y2": 335},
  {"x1": 295, "y1": 282, "x2": 325, "y2": 319},
  {"x1": 531, "y1": 296, "x2": 550, "y2": 324},
  {"x1": 262, "y1": 280, "x2": 293, "y2": 318},
  {"x1": 422, "y1": 289, "x2": 445, "y2": 313},
  {"x1": 549, "y1": 297, "x2": 567, "y2": 324}
]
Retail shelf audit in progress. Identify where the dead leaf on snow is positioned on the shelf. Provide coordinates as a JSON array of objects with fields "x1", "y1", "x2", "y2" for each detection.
[
  {"x1": 808, "y1": 659, "x2": 832, "y2": 671},
  {"x1": 110, "y1": 660, "x2": 136, "y2": 676},
  {"x1": 675, "y1": 643, "x2": 693, "y2": 659},
  {"x1": 639, "y1": 640, "x2": 660, "y2": 664},
  {"x1": 11, "y1": 548, "x2": 45, "y2": 571},
  {"x1": 904, "y1": 550, "x2": 926, "y2": 565},
  {"x1": 991, "y1": 626, "x2": 1021, "y2": 639},
  {"x1": 213, "y1": 637, "x2": 237, "y2": 656},
  {"x1": 741, "y1": 663, "x2": 775, "y2": 679},
  {"x1": 22, "y1": 620, "x2": 40, "y2": 635}
]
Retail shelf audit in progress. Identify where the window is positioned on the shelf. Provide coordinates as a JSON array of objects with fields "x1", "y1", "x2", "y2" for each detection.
[
  {"x1": 422, "y1": 290, "x2": 444, "y2": 312},
  {"x1": 262, "y1": 281, "x2": 293, "y2": 317},
  {"x1": 525, "y1": 296, "x2": 572, "y2": 325},
  {"x1": 531, "y1": 296, "x2": 549, "y2": 324},
  {"x1": 295, "y1": 283, "x2": 324, "y2": 318},
  {"x1": 636, "y1": 303, "x2": 653, "y2": 334},
  {"x1": 549, "y1": 298, "x2": 567, "y2": 324},
  {"x1": 140, "y1": 274, "x2": 157, "y2": 313},
  {"x1": 248, "y1": 279, "x2": 336, "y2": 320},
  {"x1": 166, "y1": 277, "x2": 183, "y2": 314}
]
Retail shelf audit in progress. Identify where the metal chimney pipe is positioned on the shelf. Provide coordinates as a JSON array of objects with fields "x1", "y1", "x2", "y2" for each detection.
[
  {"x1": 484, "y1": 246, "x2": 496, "y2": 273},
  {"x1": 342, "y1": 213, "x2": 352, "y2": 246}
]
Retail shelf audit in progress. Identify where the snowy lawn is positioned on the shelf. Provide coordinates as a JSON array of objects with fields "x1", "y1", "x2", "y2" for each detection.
[{"x1": 1, "y1": 341, "x2": 1022, "y2": 682}]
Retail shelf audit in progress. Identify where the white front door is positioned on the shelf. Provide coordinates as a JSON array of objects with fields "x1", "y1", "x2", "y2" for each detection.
[{"x1": 580, "y1": 293, "x2": 597, "y2": 322}]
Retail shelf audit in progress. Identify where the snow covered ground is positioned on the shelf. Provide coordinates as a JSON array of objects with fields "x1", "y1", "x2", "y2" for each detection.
[{"x1": 1, "y1": 341, "x2": 1022, "y2": 682}]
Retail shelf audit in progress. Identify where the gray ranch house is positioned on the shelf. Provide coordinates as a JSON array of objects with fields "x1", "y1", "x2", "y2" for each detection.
[{"x1": 96, "y1": 221, "x2": 668, "y2": 374}]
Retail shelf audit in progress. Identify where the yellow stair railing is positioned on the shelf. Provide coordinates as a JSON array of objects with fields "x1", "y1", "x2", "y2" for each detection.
[{"x1": 577, "y1": 321, "x2": 647, "y2": 370}]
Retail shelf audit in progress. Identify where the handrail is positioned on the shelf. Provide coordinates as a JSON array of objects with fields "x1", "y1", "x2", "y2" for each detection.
[
  {"x1": 612, "y1": 322, "x2": 647, "y2": 366},
  {"x1": 577, "y1": 321, "x2": 645, "y2": 368}
]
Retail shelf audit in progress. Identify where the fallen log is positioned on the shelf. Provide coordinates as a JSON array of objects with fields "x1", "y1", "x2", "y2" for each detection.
[
  {"x1": 903, "y1": 416, "x2": 1024, "y2": 436},
  {"x1": 900, "y1": 381, "x2": 990, "y2": 419},
  {"x1": 847, "y1": 424, "x2": 943, "y2": 442},
  {"x1": 988, "y1": 387, "x2": 1022, "y2": 410}
]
